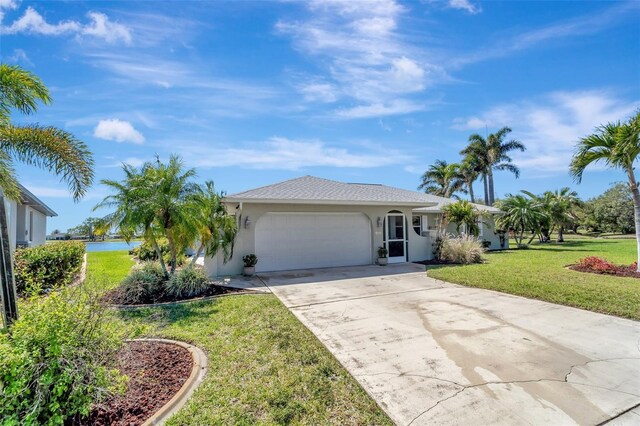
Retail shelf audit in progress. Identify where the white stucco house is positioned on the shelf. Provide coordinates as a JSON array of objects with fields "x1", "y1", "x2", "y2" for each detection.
[
  {"x1": 4, "y1": 184, "x2": 57, "y2": 250},
  {"x1": 205, "y1": 176, "x2": 505, "y2": 276}
]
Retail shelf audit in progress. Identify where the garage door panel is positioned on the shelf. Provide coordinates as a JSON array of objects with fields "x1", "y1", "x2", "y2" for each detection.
[{"x1": 255, "y1": 213, "x2": 371, "y2": 272}]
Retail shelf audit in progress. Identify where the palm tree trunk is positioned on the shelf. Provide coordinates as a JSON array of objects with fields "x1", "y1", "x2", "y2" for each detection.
[
  {"x1": 482, "y1": 174, "x2": 489, "y2": 205},
  {"x1": 626, "y1": 167, "x2": 640, "y2": 272},
  {"x1": 189, "y1": 243, "x2": 204, "y2": 267},
  {"x1": 488, "y1": 168, "x2": 495, "y2": 205},
  {"x1": 166, "y1": 230, "x2": 177, "y2": 275},
  {"x1": 149, "y1": 233, "x2": 169, "y2": 278},
  {"x1": 468, "y1": 182, "x2": 475, "y2": 203},
  {"x1": 0, "y1": 194, "x2": 18, "y2": 327},
  {"x1": 557, "y1": 227, "x2": 564, "y2": 243}
]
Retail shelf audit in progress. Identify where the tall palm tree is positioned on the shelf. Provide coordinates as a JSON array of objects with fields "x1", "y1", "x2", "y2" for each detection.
[
  {"x1": 0, "y1": 64, "x2": 93, "y2": 326},
  {"x1": 459, "y1": 155, "x2": 480, "y2": 203},
  {"x1": 462, "y1": 127, "x2": 525, "y2": 205},
  {"x1": 418, "y1": 160, "x2": 466, "y2": 198},
  {"x1": 571, "y1": 111, "x2": 640, "y2": 270},
  {"x1": 189, "y1": 181, "x2": 237, "y2": 267}
]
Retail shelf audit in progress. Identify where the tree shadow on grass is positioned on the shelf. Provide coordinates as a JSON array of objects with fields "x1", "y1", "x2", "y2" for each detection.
[{"x1": 116, "y1": 298, "x2": 221, "y2": 330}]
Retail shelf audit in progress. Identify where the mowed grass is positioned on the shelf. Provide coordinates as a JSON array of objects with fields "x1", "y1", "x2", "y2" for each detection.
[
  {"x1": 427, "y1": 237, "x2": 640, "y2": 320},
  {"x1": 87, "y1": 251, "x2": 391, "y2": 425}
]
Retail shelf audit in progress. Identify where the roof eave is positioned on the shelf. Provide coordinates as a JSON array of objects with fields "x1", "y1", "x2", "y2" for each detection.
[
  {"x1": 223, "y1": 197, "x2": 438, "y2": 208},
  {"x1": 17, "y1": 184, "x2": 58, "y2": 217}
]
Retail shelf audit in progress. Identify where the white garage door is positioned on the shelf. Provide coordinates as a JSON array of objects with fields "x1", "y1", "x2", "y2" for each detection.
[{"x1": 255, "y1": 212, "x2": 372, "y2": 272}]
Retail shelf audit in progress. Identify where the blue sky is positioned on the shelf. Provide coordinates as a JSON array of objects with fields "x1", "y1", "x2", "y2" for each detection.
[{"x1": 2, "y1": 0, "x2": 639, "y2": 231}]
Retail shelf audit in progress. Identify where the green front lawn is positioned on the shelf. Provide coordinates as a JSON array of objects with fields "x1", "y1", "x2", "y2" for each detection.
[
  {"x1": 87, "y1": 251, "x2": 391, "y2": 425},
  {"x1": 428, "y1": 238, "x2": 640, "y2": 320}
]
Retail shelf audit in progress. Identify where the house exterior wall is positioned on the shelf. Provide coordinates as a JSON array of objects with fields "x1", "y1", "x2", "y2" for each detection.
[
  {"x1": 26, "y1": 207, "x2": 47, "y2": 247},
  {"x1": 205, "y1": 203, "x2": 433, "y2": 277},
  {"x1": 420, "y1": 212, "x2": 508, "y2": 251},
  {"x1": 5, "y1": 198, "x2": 17, "y2": 251}
]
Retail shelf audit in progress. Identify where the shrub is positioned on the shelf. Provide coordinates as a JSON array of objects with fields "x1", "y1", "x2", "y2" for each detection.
[
  {"x1": 14, "y1": 241, "x2": 85, "y2": 295},
  {"x1": 575, "y1": 256, "x2": 617, "y2": 274},
  {"x1": 130, "y1": 239, "x2": 186, "y2": 268},
  {"x1": 165, "y1": 267, "x2": 209, "y2": 298},
  {"x1": 242, "y1": 254, "x2": 258, "y2": 267},
  {"x1": 0, "y1": 287, "x2": 126, "y2": 424},
  {"x1": 113, "y1": 262, "x2": 165, "y2": 304},
  {"x1": 439, "y1": 234, "x2": 485, "y2": 264}
]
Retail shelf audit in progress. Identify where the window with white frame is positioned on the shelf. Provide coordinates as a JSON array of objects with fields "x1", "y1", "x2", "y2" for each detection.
[{"x1": 412, "y1": 215, "x2": 422, "y2": 235}]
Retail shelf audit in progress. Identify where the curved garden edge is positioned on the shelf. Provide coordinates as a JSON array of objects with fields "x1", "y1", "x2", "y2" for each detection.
[
  {"x1": 128, "y1": 338, "x2": 208, "y2": 426},
  {"x1": 110, "y1": 289, "x2": 265, "y2": 310}
]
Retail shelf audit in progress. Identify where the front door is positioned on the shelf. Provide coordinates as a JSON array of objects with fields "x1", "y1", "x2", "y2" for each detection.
[{"x1": 386, "y1": 213, "x2": 406, "y2": 263}]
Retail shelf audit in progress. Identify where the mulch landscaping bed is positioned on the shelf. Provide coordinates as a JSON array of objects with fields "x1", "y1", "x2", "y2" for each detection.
[
  {"x1": 568, "y1": 264, "x2": 640, "y2": 279},
  {"x1": 104, "y1": 284, "x2": 245, "y2": 306},
  {"x1": 77, "y1": 340, "x2": 192, "y2": 426}
]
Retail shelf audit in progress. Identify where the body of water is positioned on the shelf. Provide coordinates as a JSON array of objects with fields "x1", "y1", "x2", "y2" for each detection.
[{"x1": 85, "y1": 241, "x2": 141, "y2": 252}]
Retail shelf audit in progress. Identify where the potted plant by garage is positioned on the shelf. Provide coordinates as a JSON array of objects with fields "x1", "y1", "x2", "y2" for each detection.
[
  {"x1": 243, "y1": 254, "x2": 258, "y2": 276},
  {"x1": 377, "y1": 246, "x2": 388, "y2": 266}
]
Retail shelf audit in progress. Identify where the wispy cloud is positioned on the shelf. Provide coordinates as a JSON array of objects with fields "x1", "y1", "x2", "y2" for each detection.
[
  {"x1": 7, "y1": 48, "x2": 32, "y2": 66},
  {"x1": 94, "y1": 119, "x2": 145, "y2": 144},
  {"x1": 451, "y1": 90, "x2": 640, "y2": 173},
  {"x1": 277, "y1": 0, "x2": 448, "y2": 118},
  {"x1": 173, "y1": 136, "x2": 410, "y2": 170},
  {"x1": 2, "y1": 6, "x2": 132, "y2": 44},
  {"x1": 448, "y1": 0, "x2": 481, "y2": 15},
  {"x1": 453, "y1": 1, "x2": 639, "y2": 66}
]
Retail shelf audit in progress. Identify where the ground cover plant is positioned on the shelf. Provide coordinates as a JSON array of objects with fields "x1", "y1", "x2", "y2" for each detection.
[
  {"x1": 427, "y1": 237, "x2": 640, "y2": 320},
  {"x1": 570, "y1": 256, "x2": 640, "y2": 278}
]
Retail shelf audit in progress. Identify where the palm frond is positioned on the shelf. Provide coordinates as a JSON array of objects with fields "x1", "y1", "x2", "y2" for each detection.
[{"x1": 0, "y1": 124, "x2": 93, "y2": 200}]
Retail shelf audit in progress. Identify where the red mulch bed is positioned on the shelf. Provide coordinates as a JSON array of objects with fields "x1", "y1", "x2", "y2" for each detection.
[
  {"x1": 76, "y1": 340, "x2": 193, "y2": 425},
  {"x1": 569, "y1": 256, "x2": 640, "y2": 279}
]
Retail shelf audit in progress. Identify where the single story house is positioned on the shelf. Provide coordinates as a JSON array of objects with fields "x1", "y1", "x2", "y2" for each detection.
[
  {"x1": 4, "y1": 184, "x2": 57, "y2": 250},
  {"x1": 205, "y1": 176, "x2": 505, "y2": 276}
]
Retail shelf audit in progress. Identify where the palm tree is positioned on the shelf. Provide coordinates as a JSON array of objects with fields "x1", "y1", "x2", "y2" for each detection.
[
  {"x1": 189, "y1": 181, "x2": 237, "y2": 267},
  {"x1": 459, "y1": 155, "x2": 480, "y2": 203},
  {"x1": 570, "y1": 111, "x2": 640, "y2": 270},
  {"x1": 97, "y1": 156, "x2": 202, "y2": 277},
  {"x1": 462, "y1": 127, "x2": 525, "y2": 205},
  {"x1": 418, "y1": 160, "x2": 466, "y2": 198},
  {"x1": 0, "y1": 64, "x2": 93, "y2": 326},
  {"x1": 496, "y1": 194, "x2": 546, "y2": 247},
  {"x1": 442, "y1": 200, "x2": 481, "y2": 236}
]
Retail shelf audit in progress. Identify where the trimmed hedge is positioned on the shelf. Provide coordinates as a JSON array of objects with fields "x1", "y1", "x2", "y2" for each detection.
[{"x1": 14, "y1": 241, "x2": 85, "y2": 295}]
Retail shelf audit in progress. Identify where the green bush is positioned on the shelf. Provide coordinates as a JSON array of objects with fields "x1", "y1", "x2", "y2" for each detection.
[
  {"x1": 166, "y1": 266, "x2": 210, "y2": 298},
  {"x1": 0, "y1": 288, "x2": 126, "y2": 425},
  {"x1": 439, "y1": 234, "x2": 485, "y2": 264},
  {"x1": 14, "y1": 241, "x2": 85, "y2": 295},
  {"x1": 130, "y1": 238, "x2": 185, "y2": 268},
  {"x1": 114, "y1": 262, "x2": 165, "y2": 305}
]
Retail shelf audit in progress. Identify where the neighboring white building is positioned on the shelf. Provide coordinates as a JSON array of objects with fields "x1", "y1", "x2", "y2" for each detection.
[
  {"x1": 205, "y1": 176, "x2": 506, "y2": 277},
  {"x1": 4, "y1": 184, "x2": 57, "y2": 250}
]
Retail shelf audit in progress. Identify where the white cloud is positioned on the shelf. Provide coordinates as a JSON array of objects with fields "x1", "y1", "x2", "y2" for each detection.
[
  {"x1": 336, "y1": 100, "x2": 424, "y2": 119},
  {"x1": 82, "y1": 12, "x2": 132, "y2": 44},
  {"x1": 451, "y1": 90, "x2": 640, "y2": 173},
  {"x1": 2, "y1": 7, "x2": 131, "y2": 44},
  {"x1": 26, "y1": 186, "x2": 71, "y2": 198},
  {"x1": 448, "y1": 0, "x2": 481, "y2": 14},
  {"x1": 94, "y1": 119, "x2": 145, "y2": 144},
  {"x1": 277, "y1": 0, "x2": 447, "y2": 118},
  {"x1": 176, "y1": 137, "x2": 410, "y2": 170},
  {"x1": 0, "y1": 0, "x2": 18, "y2": 23},
  {"x1": 298, "y1": 82, "x2": 338, "y2": 103}
]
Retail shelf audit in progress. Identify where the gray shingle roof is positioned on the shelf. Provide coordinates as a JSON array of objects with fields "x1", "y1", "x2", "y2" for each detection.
[{"x1": 225, "y1": 176, "x2": 499, "y2": 212}]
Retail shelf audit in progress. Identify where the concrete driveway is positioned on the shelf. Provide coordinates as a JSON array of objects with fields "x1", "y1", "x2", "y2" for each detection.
[{"x1": 259, "y1": 264, "x2": 640, "y2": 426}]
